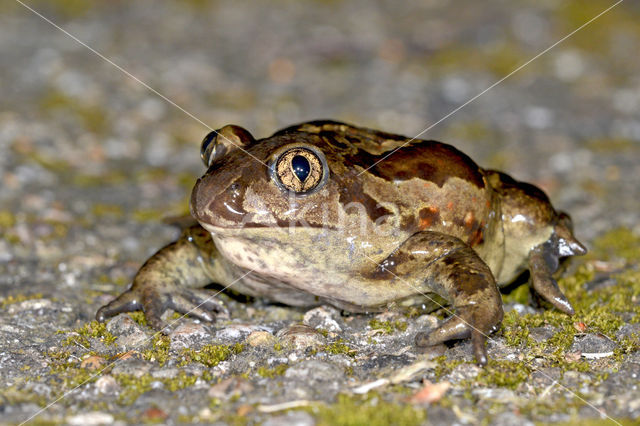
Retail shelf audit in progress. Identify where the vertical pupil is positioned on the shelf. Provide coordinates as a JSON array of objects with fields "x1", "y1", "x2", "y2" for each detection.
[{"x1": 291, "y1": 155, "x2": 311, "y2": 182}]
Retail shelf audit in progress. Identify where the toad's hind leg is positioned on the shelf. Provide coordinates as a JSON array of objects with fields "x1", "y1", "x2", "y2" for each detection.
[{"x1": 379, "y1": 232, "x2": 503, "y2": 365}]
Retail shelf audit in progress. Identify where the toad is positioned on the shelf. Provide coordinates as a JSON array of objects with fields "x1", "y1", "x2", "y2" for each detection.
[{"x1": 97, "y1": 121, "x2": 586, "y2": 365}]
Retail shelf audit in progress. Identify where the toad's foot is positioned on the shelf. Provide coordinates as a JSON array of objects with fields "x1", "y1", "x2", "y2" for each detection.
[
  {"x1": 415, "y1": 302, "x2": 501, "y2": 366},
  {"x1": 528, "y1": 236, "x2": 583, "y2": 316},
  {"x1": 96, "y1": 285, "x2": 228, "y2": 331}
]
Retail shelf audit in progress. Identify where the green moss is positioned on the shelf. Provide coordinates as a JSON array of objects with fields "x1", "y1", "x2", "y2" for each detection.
[
  {"x1": 317, "y1": 328, "x2": 329, "y2": 337},
  {"x1": 115, "y1": 370, "x2": 198, "y2": 404},
  {"x1": 129, "y1": 311, "x2": 148, "y2": 327},
  {"x1": 403, "y1": 306, "x2": 423, "y2": 319},
  {"x1": 46, "y1": 349, "x2": 101, "y2": 390},
  {"x1": 501, "y1": 282, "x2": 529, "y2": 305},
  {"x1": 142, "y1": 335, "x2": 171, "y2": 366},
  {"x1": 273, "y1": 342, "x2": 283, "y2": 352},
  {"x1": 0, "y1": 293, "x2": 44, "y2": 308},
  {"x1": 40, "y1": 90, "x2": 107, "y2": 133},
  {"x1": 132, "y1": 208, "x2": 165, "y2": 223},
  {"x1": 433, "y1": 356, "x2": 465, "y2": 379},
  {"x1": 62, "y1": 333, "x2": 91, "y2": 349},
  {"x1": 557, "y1": 0, "x2": 638, "y2": 55},
  {"x1": 446, "y1": 120, "x2": 493, "y2": 142},
  {"x1": 498, "y1": 227, "x2": 640, "y2": 382},
  {"x1": 473, "y1": 360, "x2": 532, "y2": 390},
  {"x1": 323, "y1": 339, "x2": 357, "y2": 357},
  {"x1": 550, "y1": 418, "x2": 637, "y2": 426},
  {"x1": 181, "y1": 343, "x2": 243, "y2": 368},
  {"x1": 310, "y1": 393, "x2": 426, "y2": 426},
  {"x1": 368, "y1": 319, "x2": 408, "y2": 334},
  {"x1": 31, "y1": 0, "x2": 94, "y2": 18},
  {"x1": 41, "y1": 220, "x2": 70, "y2": 241},
  {"x1": 424, "y1": 40, "x2": 529, "y2": 78},
  {"x1": 0, "y1": 383, "x2": 49, "y2": 411},
  {"x1": 58, "y1": 321, "x2": 116, "y2": 349},
  {"x1": 257, "y1": 363, "x2": 289, "y2": 378},
  {"x1": 485, "y1": 42, "x2": 528, "y2": 76},
  {"x1": 588, "y1": 227, "x2": 640, "y2": 262},
  {"x1": 586, "y1": 138, "x2": 635, "y2": 153},
  {"x1": 70, "y1": 321, "x2": 117, "y2": 346},
  {"x1": 483, "y1": 393, "x2": 588, "y2": 421},
  {"x1": 91, "y1": 203, "x2": 124, "y2": 218},
  {"x1": 0, "y1": 210, "x2": 16, "y2": 228},
  {"x1": 72, "y1": 171, "x2": 127, "y2": 187}
]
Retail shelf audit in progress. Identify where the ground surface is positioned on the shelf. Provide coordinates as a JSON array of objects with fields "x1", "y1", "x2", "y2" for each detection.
[{"x1": 1, "y1": 0, "x2": 640, "y2": 425}]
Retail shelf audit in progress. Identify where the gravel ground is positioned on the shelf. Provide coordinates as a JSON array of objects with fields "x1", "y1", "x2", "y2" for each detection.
[{"x1": 1, "y1": 0, "x2": 639, "y2": 425}]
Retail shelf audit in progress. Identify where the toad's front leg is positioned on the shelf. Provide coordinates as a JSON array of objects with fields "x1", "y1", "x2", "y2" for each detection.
[
  {"x1": 96, "y1": 225, "x2": 228, "y2": 330},
  {"x1": 374, "y1": 231, "x2": 503, "y2": 365}
]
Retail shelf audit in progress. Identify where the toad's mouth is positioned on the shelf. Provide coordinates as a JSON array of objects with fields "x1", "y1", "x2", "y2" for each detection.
[
  {"x1": 196, "y1": 216, "x2": 338, "y2": 234},
  {"x1": 196, "y1": 217, "x2": 273, "y2": 233}
]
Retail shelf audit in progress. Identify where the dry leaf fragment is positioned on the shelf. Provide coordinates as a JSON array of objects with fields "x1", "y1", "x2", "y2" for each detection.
[{"x1": 409, "y1": 380, "x2": 451, "y2": 404}]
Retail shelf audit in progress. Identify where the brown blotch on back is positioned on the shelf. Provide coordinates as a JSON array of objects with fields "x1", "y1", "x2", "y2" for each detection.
[
  {"x1": 337, "y1": 173, "x2": 391, "y2": 222},
  {"x1": 282, "y1": 120, "x2": 485, "y2": 189},
  {"x1": 346, "y1": 143, "x2": 485, "y2": 189}
]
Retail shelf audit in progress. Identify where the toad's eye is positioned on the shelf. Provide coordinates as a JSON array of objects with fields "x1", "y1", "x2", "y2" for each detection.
[
  {"x1": 271, "y1": 146, "x2": 328, "y2": 194},
  {"x1": 200, "y1": 131, "x2": 218, "y2": 167}
]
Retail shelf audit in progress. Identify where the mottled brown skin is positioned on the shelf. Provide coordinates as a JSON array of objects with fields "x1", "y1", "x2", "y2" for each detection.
[{"x1": 97, "y1": 120, "x2": 587, "y2": 365}]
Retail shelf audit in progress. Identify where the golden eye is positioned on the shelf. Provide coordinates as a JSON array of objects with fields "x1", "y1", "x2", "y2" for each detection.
[{"x1": 271, "y1": 147, "x2": 327, "y2": 194}]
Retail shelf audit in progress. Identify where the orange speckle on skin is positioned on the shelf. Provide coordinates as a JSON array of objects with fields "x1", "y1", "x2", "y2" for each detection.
[
  {"x1": 446, "y1": 201, "x2": 454, "y2": 211},
  {"x1": 464, "y1": 211, "x2": 475, "y2": 228}
]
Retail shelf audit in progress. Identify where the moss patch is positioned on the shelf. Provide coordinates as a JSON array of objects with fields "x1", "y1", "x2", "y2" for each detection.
[
  {"x1": 323, "y1": 339, "x2": 357, "y2": 357},
  {"x1": 368, "y1": 319, "x2": 408, "y2": 334},
  {"x1": 587, "y1": 227, "x2": 640, "y2": 262},
  {"x1": 473, "y1": 360, "x2": 532, "y2": 390},
  {"x1": 308, "y1": 393, "x2": 426, "y2": 426},
  {"x1": 91, "y1": 203, "x2": 124, "y2": 219},
  {"x1": 46, "y1": 349, "x2": 101, "y2": 390},
  {"x1": 0, "y1": 293, "x2": 44, "y2": 308},
  {"x1": 60, "y1": 321, "x2": 117, "y2": 348},
  {"x1": 116, "y1": 371, "x2": 199, "y2": 404},
  {"x1": 40, "y1": 90, "x2": 107, "y2": 133},
  {"x1": 498, "y1": 227, "x2": 640, "y2": 380},
  {"x1": 0, "y1": 209, "x2": 16, "y2": 228},
  {"x1": 257, "y1": 363, "x2": 289, "y2": 378},
  {"x1": 181, "y1": 343, "x2": 244, "y2": 368},
  {"x1": 142, "y1": 335, "x2": 171, "y2": 366},
  {"x1": 129, "y1": 311, "x2": 148, "y2": 327}
]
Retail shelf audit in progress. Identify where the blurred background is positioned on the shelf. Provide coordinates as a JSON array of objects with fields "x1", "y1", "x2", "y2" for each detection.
[
  {"x1": 1, "y1": 0, "x2": 639, "y2": 316},
  {"x1": 2, "y1": 0, "x2": 639, "y2": 252}
]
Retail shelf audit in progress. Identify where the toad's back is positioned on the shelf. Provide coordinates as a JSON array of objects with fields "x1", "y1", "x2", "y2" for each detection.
[{"x1": 276, "y1": 121, "x2": 496, "y2": 249}]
